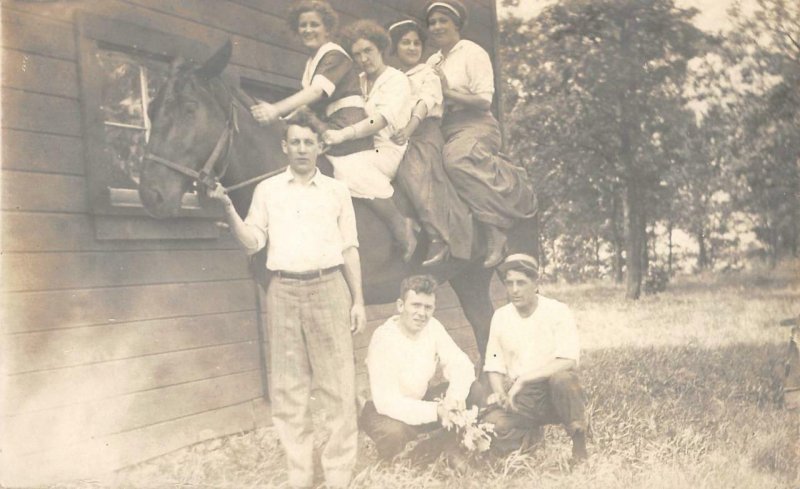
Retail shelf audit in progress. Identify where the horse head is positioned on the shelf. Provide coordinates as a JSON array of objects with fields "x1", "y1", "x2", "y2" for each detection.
[{"x1": 139, "y1": 41, "x2": 237, "y2": 218}]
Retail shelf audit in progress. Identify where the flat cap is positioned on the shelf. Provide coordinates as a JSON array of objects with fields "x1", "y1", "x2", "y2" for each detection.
[{"x1": 496, "y1": 253, "x2": 539, "y2": 276}]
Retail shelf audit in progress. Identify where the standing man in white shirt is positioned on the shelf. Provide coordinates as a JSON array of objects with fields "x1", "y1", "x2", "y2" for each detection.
[
  {"x1": 361, "y1": 274, "x2": 476, "y2": 460},
  {"x1": 482, "y1": 254, "x2": 588, "y2": 461},
  {"x1": 209, "y1": 110, "x2": 366, "y2": 489}
]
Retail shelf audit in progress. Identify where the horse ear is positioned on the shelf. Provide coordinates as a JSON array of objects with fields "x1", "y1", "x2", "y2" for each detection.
[{"x1": 196, "y1": 40, "x2": 232, "y2": 80}]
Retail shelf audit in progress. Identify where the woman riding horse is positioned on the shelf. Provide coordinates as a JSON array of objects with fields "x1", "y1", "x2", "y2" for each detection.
[
  {"x1": 250, "y1": 0, "x2": 416, "y2": 262},
  {"x1": 425, "y1": 0, "x2": 536, "y2": 268},
  {"x1": 387, "y1": 18, "x2": 473, "y2": 267}
]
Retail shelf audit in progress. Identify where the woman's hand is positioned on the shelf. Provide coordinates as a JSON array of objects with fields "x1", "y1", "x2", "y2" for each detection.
[
  {"x1": 322, "y1": 128, "x2": 348, "y2": 146},
  {"x1": 390, "y1": 124, "x2": 415, "y2": 145},
  {"x1": 433, "y1": 65, "x2": 450, "y2": 93},
  {"x1": 250, "y1": 102, "x2": 281, "y2": 125}
]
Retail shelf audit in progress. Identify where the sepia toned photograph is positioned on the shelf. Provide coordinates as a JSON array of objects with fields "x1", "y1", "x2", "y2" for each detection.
[{"x1": 1, "y1": 0, "x2": 798, "y2": 487}]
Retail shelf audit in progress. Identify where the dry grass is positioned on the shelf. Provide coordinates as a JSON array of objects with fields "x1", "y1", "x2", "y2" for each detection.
[{"x1": 51, "y1": 261, "x2": 800, "y2": 489}]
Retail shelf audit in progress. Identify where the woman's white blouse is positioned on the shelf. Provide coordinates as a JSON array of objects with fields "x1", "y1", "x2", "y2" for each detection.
[
  {"x1": 359, "y1": 66, "x2": 412, "y2": 140},
  {"x1": 427, "y1": 39, "x2": 494, "y2": 105},
  {"x1": 405, "y1": 63, "x2": 444, "y2": 119}
]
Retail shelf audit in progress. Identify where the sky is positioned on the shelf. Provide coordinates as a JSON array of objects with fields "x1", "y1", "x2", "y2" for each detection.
[{"x1": 498, "y1": 0, "x2": 753, "y2": 32}]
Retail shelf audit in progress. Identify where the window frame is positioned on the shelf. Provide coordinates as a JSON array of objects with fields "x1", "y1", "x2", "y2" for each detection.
[{"x1": 76, "y1": 12, "x2": 224, "y2": 240}]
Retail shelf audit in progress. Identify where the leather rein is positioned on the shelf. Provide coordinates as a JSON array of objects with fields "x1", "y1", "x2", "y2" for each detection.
[{"x1": 144, "y1": 84, "x2": 284, "y2": 194}]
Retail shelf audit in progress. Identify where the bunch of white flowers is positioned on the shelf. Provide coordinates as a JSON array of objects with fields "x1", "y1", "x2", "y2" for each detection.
[{"x1": 440, "y1": 404, "x2": 495, "y2": 453}]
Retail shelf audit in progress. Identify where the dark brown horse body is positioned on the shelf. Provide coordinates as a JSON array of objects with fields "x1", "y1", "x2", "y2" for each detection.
[{"x1": 139, "y1": 43, "x2": 537, "y2": 360}]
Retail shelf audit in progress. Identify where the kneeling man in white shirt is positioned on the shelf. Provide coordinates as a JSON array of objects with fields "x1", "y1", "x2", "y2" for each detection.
[
  {"x1": 361, "y1": 274, "x2": 477, "y2": 460},
  {"x1": 482, "y1": 253, "x2": 588, "y2": 461}
]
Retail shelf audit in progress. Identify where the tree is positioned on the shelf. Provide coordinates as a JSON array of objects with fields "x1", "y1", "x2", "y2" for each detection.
[
  {"x1": 720, "y1": 0, "x2": 800, "y2": 265},
  {"x1": 500, "y1": 0, "x2": 708, "y2": 297}
]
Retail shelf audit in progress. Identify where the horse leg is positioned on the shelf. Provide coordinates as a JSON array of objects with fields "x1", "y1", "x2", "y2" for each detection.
[{"x1": 449, "y1": 264, "x2": 496, "y2": 368}]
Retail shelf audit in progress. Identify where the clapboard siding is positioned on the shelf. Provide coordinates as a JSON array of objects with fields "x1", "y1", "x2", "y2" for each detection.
[
  {"x1": 6, "y1": 340, "x2": 260, "y2": 415},
  {"x1": 2, "y1": 170, "x2": 88, "y2": 213},
  {"x1": 2, "y1": 129, "x2": 85, "y2": 175},
  {"x1": 3, "y1": 88, "x2": 81, "y2": 136},
  {"x1": 4, "y1": 279, "x2": 257, "y2": 333},
  {"x1": 4, "y1": 399, "x2": 267, "y2": 487},
  {"x1": 7, "y1": 311, "x2": 259, "y2": 374},
  {"x1": 2, "y1": 249, "x2": 251, "y2": 292},
  {"x1": 123, "y1": 0, "x2": 306, "y2": 55},
  {"x1": 2, "y1": 212, "x2": 241, "y2": 252},
  {"x1": 70, "y1": 0, "x2": 306, "y2": 82},
  {"x1": 7, "y1": 369, "x2": 263, "y2": 455},
  {"x1": 2, "y1": 48, "x2": 79, "y2": 99},
  {"x1": 0, "y1": 7, "x2": 75, "y2": 60}
]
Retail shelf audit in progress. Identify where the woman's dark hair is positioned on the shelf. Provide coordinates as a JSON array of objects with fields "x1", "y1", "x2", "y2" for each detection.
[
  {"x1": 340, "y1": 19, "x2": 391, "y2": 55},
  {"x1": 287, "y1": 0, "x2": 339, "y2": 33},
  {"x1": 387, "y1": 20, "x2": 426, "y2": 54}
]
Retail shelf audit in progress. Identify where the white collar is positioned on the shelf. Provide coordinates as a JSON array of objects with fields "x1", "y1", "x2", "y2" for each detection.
[
  {"x1": 359, "y1": 66, "x2": 396, "y2": 98},
  {"x1": 302, "y1": 42, "x2": 350, "y2": 88},
  {"x1": 429, "y1": 39, "x2": 468, "y2": 66},
  {"x1": 283, "y1": 166, "x2": 320, "y2": 185}
]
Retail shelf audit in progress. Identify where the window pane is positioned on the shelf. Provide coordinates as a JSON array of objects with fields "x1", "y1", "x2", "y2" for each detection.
[{"x1": 96, "y1": 49, "x2": 167, "y2": 187}]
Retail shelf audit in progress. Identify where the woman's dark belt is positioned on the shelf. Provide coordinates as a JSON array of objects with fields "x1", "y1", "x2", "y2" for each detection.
[{"x1": 274, "y1": 265, "x2": 341, "y2": 280}]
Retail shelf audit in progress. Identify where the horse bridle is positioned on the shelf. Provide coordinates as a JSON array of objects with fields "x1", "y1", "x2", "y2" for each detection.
[
  {"x1": 143, "y1": 83, "x2": 291, "y2": 195},
  {"x1": 144, "y1": 100, "x2": 239, "y2": 191}
]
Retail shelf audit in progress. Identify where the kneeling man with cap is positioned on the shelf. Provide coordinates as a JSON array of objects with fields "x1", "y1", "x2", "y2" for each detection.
[
  {"x1": 482, "y1": 254, "x2": 588, "y2": 461},
  {"x1": 361, "y1": 274, "x2": 477, "y2": 461}
]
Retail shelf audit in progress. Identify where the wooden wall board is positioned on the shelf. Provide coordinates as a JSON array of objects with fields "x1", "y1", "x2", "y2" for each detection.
[
  {"x1": 0, "y1": 7, "x2": 76, "y2": 60},
  {"x1": 1, "y1": 212, "x2": 241, "y2": 252},
  {"x1": 2, "y1": 48, "x2": 79, "y2": 99},
  {"x1": 6, "y1": 311, "x2": 259, "y2": 374},
  {"x1": 122, "y1": 0, "x2": 306, "y2": 55},
  {"x1": 2, "y1": 170, "x2": 88, "y2": 213},
  {"x1": 74, "y1": 1, "x2": 306, "y2": 83},
  {"x1": 2, "y1": 249, "x2": 251, "y2": 292},
  {"x1": 4, "y1": 279, "x2": 257, "y2": 333},
  {"x1": 3, "y1": 88, "x2": 81, "y2": 137},
  {"x1": 2, "y1": 400, "x2": 267, "y2": 487},
  {"x1": 5, "y1": 341, "x2": 260, "y2": 414},
  {"x1": 93, "y1": 216, "x2": 223, "y2": 240},
  {"x1": 6, "y1": 369, "x2": 263, "y2": 455},
  {"x1": 1, "y1": 130, "x2": 85, "y2": 175}
]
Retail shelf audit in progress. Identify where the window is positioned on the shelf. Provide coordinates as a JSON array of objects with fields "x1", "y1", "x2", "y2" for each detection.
[
  {"x1": 77, "y1": 12, "x2": 222, "y2": 238},
  {"x1": 98, "y1": 47, "x2": 166, "y2": 192}
]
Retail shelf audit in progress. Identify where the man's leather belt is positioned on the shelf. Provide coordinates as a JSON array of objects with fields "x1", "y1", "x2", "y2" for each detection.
[{"x1": 274, "y1": 265, "x2": 341, "y2": 280}]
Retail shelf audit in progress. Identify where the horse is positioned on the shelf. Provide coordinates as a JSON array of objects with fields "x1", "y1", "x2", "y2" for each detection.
[{"x1": 139, "y1": 41, "x2": 538, "y2": 362}]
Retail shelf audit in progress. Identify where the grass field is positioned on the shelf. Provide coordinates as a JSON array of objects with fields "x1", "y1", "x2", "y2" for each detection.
[{"x1": 53, "y1": 261, "x2": 799, "y2": 489}]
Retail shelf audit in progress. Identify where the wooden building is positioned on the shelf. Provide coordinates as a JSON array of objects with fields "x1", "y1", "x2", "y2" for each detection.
[{"x1": 1, "y1": 0, "x2": 500, "y2": 485}]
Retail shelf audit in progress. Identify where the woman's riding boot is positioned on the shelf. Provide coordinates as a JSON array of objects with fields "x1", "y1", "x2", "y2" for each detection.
[
  {"x1": 422, "y1": 225, "x2": 449, "y2": 267},
  {"x1": 483, "y1": 223, "x2": 508, "y2": 268},
  {"x1": 365, "y1": 197, "x2": 418, "y2": 262}
]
